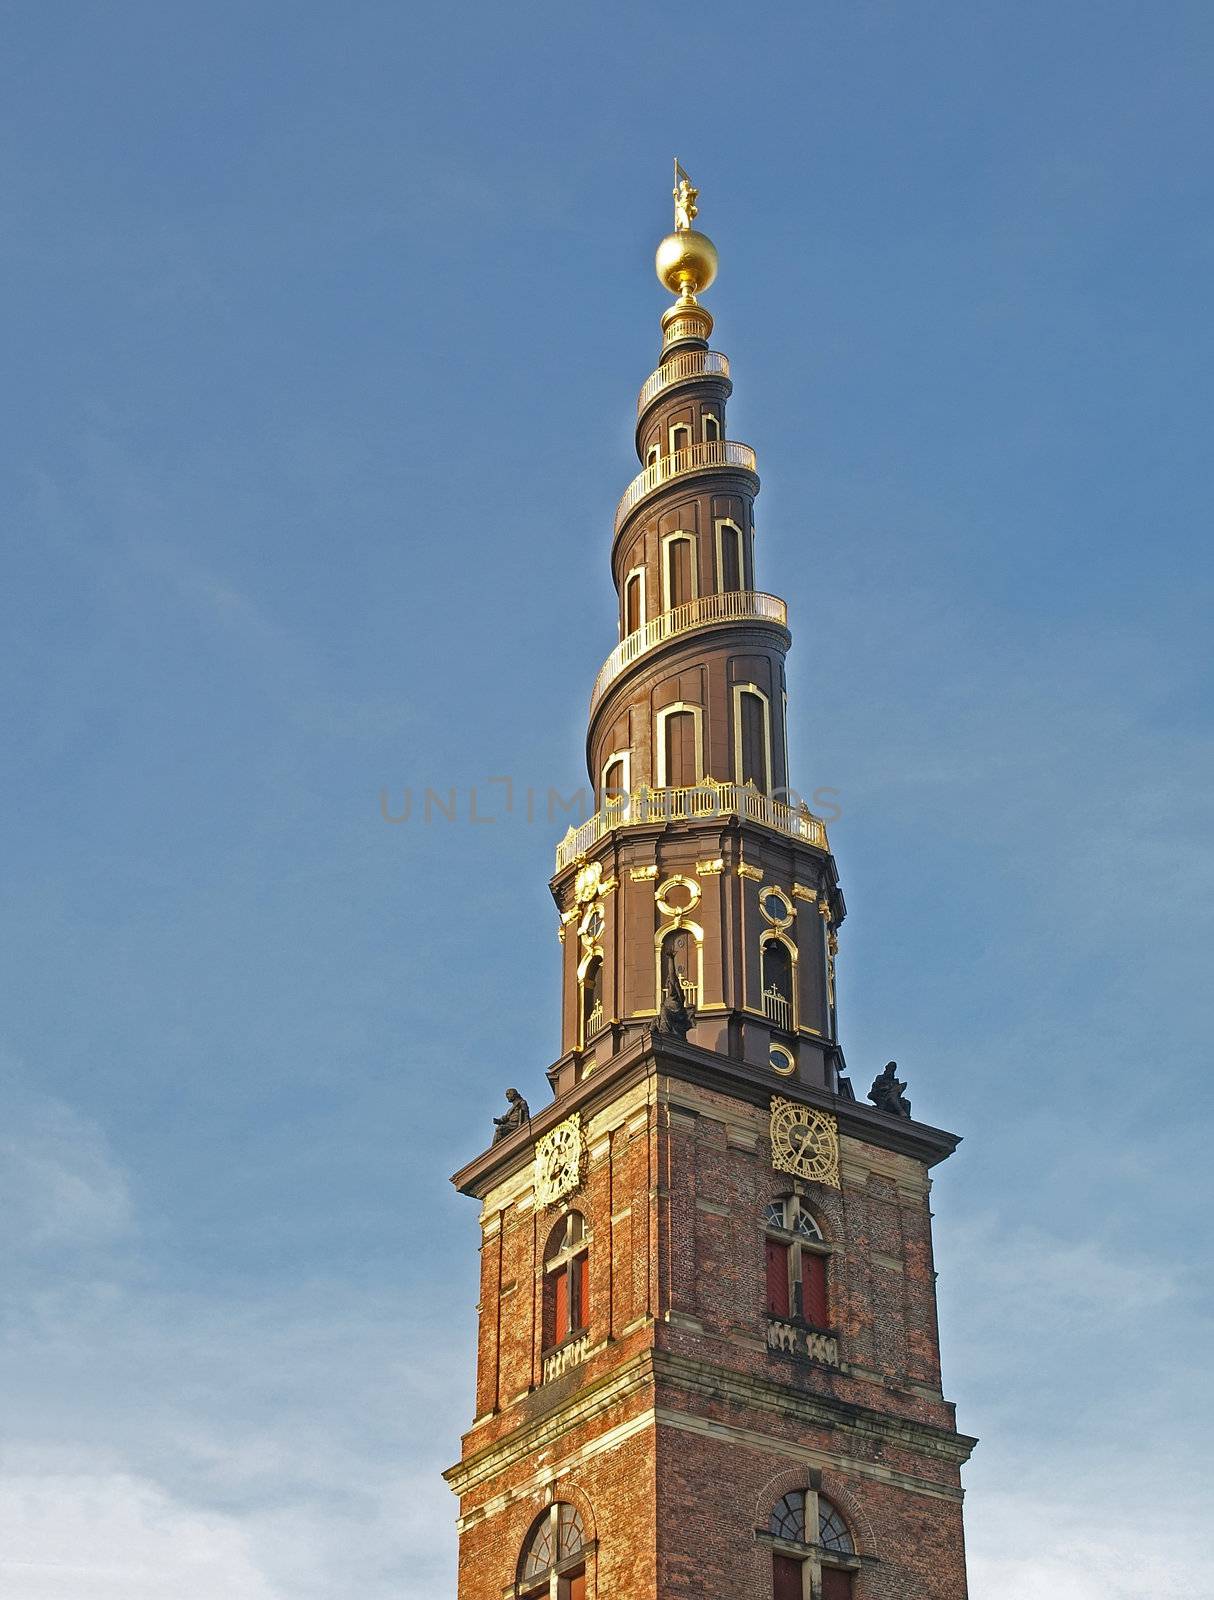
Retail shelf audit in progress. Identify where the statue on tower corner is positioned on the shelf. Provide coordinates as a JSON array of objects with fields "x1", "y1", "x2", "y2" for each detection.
[
  {"x1": 491, "y1": 1087, "x2": 530, "y2": 1143},
  {"x1": 655, "y1": 950, "x2": 696, "y2": 1041},
  {"x1": 868, "y1": 1061, "x2": 912, "y2": 1119}
]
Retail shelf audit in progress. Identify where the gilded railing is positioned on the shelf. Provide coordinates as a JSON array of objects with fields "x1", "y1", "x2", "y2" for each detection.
[
  {"x1": 555, "y1": 781, "x2": 828, "y2": 872},
  {"x1": 614, "y1": 440, "x2": 757, "y2": 536},
  {"x1": 763, "y1": 986, "x2": 793, "y2": 1032},
  {"x1": 636, "y1": 350, "x2": 730, "y2": 415},
  {"x1": 590, "y1": 590, "x2": 787, "y2": 713}
]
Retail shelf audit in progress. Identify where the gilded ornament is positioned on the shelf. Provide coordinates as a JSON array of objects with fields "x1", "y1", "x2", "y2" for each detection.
[
  {"x1": 574, "y1": 861, "x2": 603, "y2": 905},
  {"x1": 656, "y1": 875, "x2": 701, "y2": 918},
  {"x1": 758, "y1": 885, "x2": 794, "y2": 927},
  {"x1": 769, "y1": 1097, "x2": 840, "y2": 1188},
  {"x1": 656, "y1": 159, "x2": 718, "y2": 302}
]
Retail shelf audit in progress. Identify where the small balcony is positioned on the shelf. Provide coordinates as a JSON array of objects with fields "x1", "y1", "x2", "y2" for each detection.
[
  {"x1": 555, "y1": 780, "x2": 829, "y2": 872},
  {"x1": 590, "y1": 590, "x2": 788, "y2": 714},
  {"x1": 765, "y1": 1315, "x2": 840, "y2": 1369},
  {"x1": 636, "y1": 350, "x2": 731, "y2": 415},
  {"x1": 614, "y1": 439, "x2": 758, "y2": 537},
  {"x1": 542, "y1": 1331, "x2": 591, "y2": 1384}
]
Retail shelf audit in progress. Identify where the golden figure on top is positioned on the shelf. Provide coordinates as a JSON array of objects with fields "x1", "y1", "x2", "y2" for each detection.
[
  {"x1": 673, "y1": 159, "x2": 699, "y2": 232},
  {"x1": 656, "y1": 159, "x2": 718, "y2": 304}
]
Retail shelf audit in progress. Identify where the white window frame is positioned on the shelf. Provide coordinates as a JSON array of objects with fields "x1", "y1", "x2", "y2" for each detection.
[
  {"x1": 714, "y1": 517, "x2": 745, "y2": 593},
  {"x1": 660, "y1": 531, "x2": 699, "y2": 611},
  {"x1": 622, "y1": 565, "x2": 646, "y2": 638},
  {"x1": 655, "y1": 701, "x2": 704, "y2": 788},
  {"x1": 600, "y1": 748, "x2": 631, "y2": 805},
  {"x1": 733, "y1": 681, "x2": 773, "y2": 792}
]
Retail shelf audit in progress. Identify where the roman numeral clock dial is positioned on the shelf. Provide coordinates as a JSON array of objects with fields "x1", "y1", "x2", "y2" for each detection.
[{"x1": 769, "y1": 1096, "x2": 840, "y2": 1188}]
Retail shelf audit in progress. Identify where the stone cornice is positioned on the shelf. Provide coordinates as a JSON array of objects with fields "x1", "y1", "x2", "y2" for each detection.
[
  {"x1": 450, "y1": 1035, "x2": 959, "y2": 1199},
  {"x1": 444, "y1": 1344, "x2": 656, "y2": 1497},
  {"x1": 443, "y1": 1345, "x2": 976, "y2": 1500},
  {"x1": 654, "y1": 1350, "x2": 977, "y2": 1469}
]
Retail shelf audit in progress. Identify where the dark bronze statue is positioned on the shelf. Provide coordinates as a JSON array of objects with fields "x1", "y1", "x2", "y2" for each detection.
[
  {"x1": 655, "y1": 950, "x2": 695, "y2": 1041},
  {"x1": 492, "y1": 1086, "x2": 530, "y2": 1143},
  {"x1": 868, "y1": 1061, "x2": 911, "y2": 1119}
]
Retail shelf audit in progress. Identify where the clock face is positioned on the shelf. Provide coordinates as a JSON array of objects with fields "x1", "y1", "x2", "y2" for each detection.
[
  {"x1": 534, "y1": 1115, "x2": 584, "y2": 1205},
  {"x1": 769, "y1": 1097, "x2": 840, "y2": 1187},
  {"x1": 543, "y1": 1128, "x2": 578, "y2": 1184}
]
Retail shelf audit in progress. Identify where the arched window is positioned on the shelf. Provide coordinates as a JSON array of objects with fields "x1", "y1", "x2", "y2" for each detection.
[
  {"x1": 764, "y1": 1196, "x2": 829, "y2": 1329},
  {"x1": 769, "y1": 1490, "x2": 855, "y2": 1600},
  {"x1": 762, "y1": 935, "x2": 795, "y2": 1033},
  {"x1": 662, "y1": 532, "x2": 698, "y2": 609},
  {"x1": 734, "y1": 683, "x2": 772, "y2": 791},
  {"x1": 659, "y1": 925, "x2": 698, "y2": 1010},
  {"x1": 669, "y1": 422, "x2": 692, "y2": 455},
  {"x1": 580, "y1": 955, "x2": 604, "y2": 1043},
  {"x1": 656, "y1": 702, "x2": 702, "y2": 788},
  {"x1": 518, "y1": 1502, "x2": 587, "y2": 1599},
  {"x1": 543, "y1": 1214, "x2": 590, "y2": 1353},
  {"x1": 716, "y1": 519, "x2": 743, "y2": 592},
  {"x1": 601, "y1": 750, "x2": 629, "y2": 810},
  {"x1": 624, "y1": 568, "x2": 644, "y2": 635},
  {"x1": 646, "y1": 442, "x2": 660, "y2": 468},
  {"x1": 702, "y1": 409, "x2": 720, "y2": 442}
]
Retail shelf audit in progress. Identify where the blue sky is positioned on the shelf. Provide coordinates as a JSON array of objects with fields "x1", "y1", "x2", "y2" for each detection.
[{"x1": 2, "y1": 2, "x2": 1211, "y2": 1594}]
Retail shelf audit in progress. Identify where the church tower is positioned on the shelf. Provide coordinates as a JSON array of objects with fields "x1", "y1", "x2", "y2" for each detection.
[{"x1": 445, "y1": 170, "x2": 975, "y2": 1600}]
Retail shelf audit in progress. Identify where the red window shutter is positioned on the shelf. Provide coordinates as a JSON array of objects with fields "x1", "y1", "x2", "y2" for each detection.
[
  {"x1": 765, "y1": 1239, "x2": 791, "y2": 1317},
  {"x1": 553, "y1": 1266, "x2": 569, "y2": 1342},
  {"x1": 562, "y1": 1572, "x2": 586, "y2": 1600},
  {"x1": 773, "y1": 1552, "x2": 803, "y2": 1600},
  {"x1": 804, "y1": 1251, "x2": 829, "y2": 1328},
  {"x1": 821, "y1": 1568, "x2": 853, "y2": 1600},
  {"x1": 576, "y1": 1252, "x2": 590, "y2": 1330}
]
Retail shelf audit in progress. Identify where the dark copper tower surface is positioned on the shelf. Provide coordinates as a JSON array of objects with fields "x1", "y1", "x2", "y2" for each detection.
[
  {"x1": 548, "y1": 223, "x2": 844, "y2": 1097},
  {"x1": 446, "y1": 177, "x2": 974, "y2": 1600}
]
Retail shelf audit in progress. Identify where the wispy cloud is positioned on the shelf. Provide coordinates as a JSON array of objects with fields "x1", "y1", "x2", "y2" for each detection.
[
  {"x1": 0, "y1": 1065, "x2": 133, "y2": 1255},
  {"x1": 0, "y1": 1069, "x2": 467, "y2": 1599},
  {"x1": 941, "y1": 1217, "x2": 1214, "y2": 1597}
]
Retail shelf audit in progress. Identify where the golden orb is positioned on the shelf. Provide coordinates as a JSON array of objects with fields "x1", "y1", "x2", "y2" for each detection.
[{"x1": 655, "y1": 228, "x2": 719, "y2": 299}]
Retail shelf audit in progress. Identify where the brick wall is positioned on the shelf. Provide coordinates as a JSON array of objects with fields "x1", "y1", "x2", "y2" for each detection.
[{"x1": 447, "y1": 1067, "x2": 972, "y2": 1599}]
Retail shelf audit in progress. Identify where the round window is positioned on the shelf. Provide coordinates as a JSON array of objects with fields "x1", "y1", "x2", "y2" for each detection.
[
  {"x1": 769, "y1": 1043, "x2": 796, "y2": 1076},
  {"x1": 759, "y1": 886, "x2": 793, "y2": 926}
]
